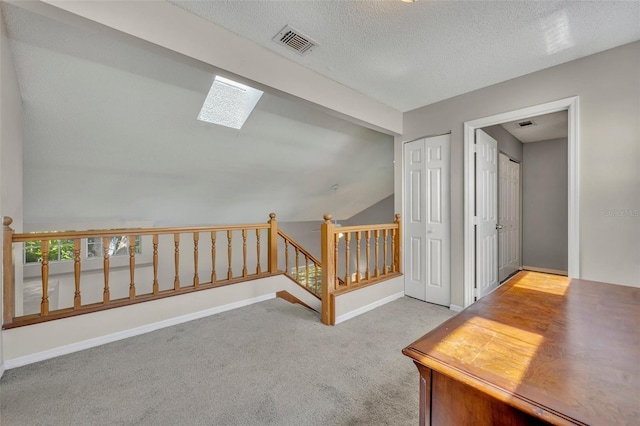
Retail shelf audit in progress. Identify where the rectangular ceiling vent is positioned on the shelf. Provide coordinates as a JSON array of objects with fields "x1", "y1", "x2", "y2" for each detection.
[
  {"x1": 518, "y1": 120, "x2": 536, "y2": 128},
  {"x1": 273, "y1": 25, "x2": 318, "y2": 55}
]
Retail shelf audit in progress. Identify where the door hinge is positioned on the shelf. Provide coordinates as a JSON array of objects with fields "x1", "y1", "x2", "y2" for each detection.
[{"x1": 473, "y1": 216, "x2": 480, "y2": 225}]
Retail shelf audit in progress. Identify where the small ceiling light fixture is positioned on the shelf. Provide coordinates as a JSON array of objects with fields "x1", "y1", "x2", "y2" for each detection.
[
  {"x1": 401, "y1": 0, "x2": 416, "y2": 3},
  {"x1": 197, "y1": 76, "x2": 264, "y2": 129}
]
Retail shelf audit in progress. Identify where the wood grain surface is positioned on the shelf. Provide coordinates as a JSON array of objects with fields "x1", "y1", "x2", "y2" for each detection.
[{"x1": 403, "y1": 271, "x2": 640, "y2": 425}]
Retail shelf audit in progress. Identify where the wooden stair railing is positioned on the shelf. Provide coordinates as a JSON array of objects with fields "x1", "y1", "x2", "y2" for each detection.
[
  {"x1": 2, "y1": 212, "x2": 402, "y2": 329},
  {"x1": 277, "y1": 229, "x2": 322, "y2": 299},
  {"x1": 2, "y1": 214, "x2": 281, "y2": 328},
  {"x1": 321, "y1": 214, "x2": 402, "y2": 325}
]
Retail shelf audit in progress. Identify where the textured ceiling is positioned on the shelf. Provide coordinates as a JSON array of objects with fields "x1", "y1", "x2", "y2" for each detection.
[
  {"x1": 3, "y1": 3, "x2": 393, "y2": 226},
  {"x1": 169, "y1": 0, "x2": 640, "y2": 112},
  {"x1": 501, "y1": 111, "x2": 568, "y2": 144}
]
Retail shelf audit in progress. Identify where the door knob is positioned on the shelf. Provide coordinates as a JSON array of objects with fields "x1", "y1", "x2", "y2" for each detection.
[{"x1": 496, "y1": 224, "x2": 504, "y2": 230}]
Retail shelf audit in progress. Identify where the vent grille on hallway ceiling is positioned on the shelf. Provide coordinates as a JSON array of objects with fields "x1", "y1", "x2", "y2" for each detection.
[{"x1": 272, "y1": 25, "x2": 318, "y2": 55}]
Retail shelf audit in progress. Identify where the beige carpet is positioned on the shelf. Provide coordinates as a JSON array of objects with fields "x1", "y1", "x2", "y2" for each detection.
[{"x1": 0, "y1": 296, "x2": 454, "y2": 425}]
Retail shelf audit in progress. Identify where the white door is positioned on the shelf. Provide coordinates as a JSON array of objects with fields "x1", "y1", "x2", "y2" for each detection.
[
  {"x1": 404, "y1": 134, "x2": 450, "y2": 306},
  {"x1": 475, "y1": 130, "x2": 498, "y2": 298},
  {"x1": 498, "y1": 153, "x2": 521, "y2": 282}
]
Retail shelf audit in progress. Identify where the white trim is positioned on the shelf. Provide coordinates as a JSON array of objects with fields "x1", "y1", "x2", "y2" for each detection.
[
  {"x1": 0, "y1": 362, "x2": 5, "y2": 378},
  {"x1": 449, "y1": 304, "x2": 464, "y2": 312},
  {"x1": 463, "y1": 97, "x2": 580, "y2": 308},
  {"x1": 4, "y1": 293, "x2": 275, "y2": 370},
  {"x1": 334, "y1": 291, "x2": 404, "y2": 324},
  {"x1": 522, "y1": 266, "x2": 568, "y2": 276}
]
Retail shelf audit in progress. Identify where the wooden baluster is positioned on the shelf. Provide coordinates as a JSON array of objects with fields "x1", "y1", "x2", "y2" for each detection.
[
  {"x1": 344, "y1": 232, "x2": 351, "y2": 286},
  {"x1": 295, "y1": 247, "x2": 299, "y2": 281},
  {"x1": 383, "y1": 229, "x2": 388, "y2": 275},
  {"x1": 315, "y1": 260, "x2": 320, "y2": 295},
  {"x1": 73, "y1": 239, "x2": 81, "y2": 309},
  {"x1": 320, "y1": 214, "x2": 336, "y2": 325},
  {"x1": 174, "y1": 233, "x2": 180, "y2": 290},
  {"x1": 102, "y1": 237, "x2": 110, "y2": 303},
  {"x1": 152, "y1": 235, "x2": 159, "y2": 294},
  {"x1": 334, "y1": 232, "x2": 339, "y2": 285},
  {"x1": 394, "y1": 214, "x2": 402, "y2": 274},
  {"x1": 391, "y1": 228, "x2": 396, "y2": 273},
  {"x1": 365, "y1": 230, "x2": 371, "y2": 281},
  {"x1": 227, "y1": 230, "x2": 233, "y2": 280},
  {"x1": 129, "y1": 235, "x2": 136, "y2": 299},
  {"x1": 305, "y1": 255, "x2": 309, "y2": 289},
  {"x1": 268, "y1": 213, "x2": 278, "y2": 273},
  {"x1": 193, "y1": 232, "x2": 200, "y2": 287},
  {"x1": 284, "y1": 240, "x2": 289, "y2": 276},
  {"x1": 3, "y1": 217, "x2": 15, "y2": 325},
  {"x1": 242, "y1": 229, "x2": 248, "y2": 277},
  {"x1": 211, "y1": 231, "x2": 217, "y2": 283},
  {"x1": 256, "y1": 229, "x2": 261, "y2": 274},
  {"x1": 374, "y1": 229, "x2": 380, "y2": 278},
  {"x1": 355, "y1": 231, "x2": 361, "y2": 283},
  {"x1": 40, "y1": 240, "x2": 50, "y2": 316}
]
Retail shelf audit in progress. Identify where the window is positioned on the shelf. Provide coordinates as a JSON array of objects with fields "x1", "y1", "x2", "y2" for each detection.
[
  {"x1": 291, "y1": 264, "x2": 321, "y2": 294},
  {"x1": 24, "y1": 236, "x2": 142, "y2": 264},
  {"x1": 86, "y1": 236, "x2": 142, "y2": 259},
  {"x1": 197, "y1": 75, "x2": 264, "y2": 129}
]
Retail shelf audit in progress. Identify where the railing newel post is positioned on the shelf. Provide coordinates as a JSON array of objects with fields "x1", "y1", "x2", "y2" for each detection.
[
  {"x1": 321, "y1": 214, "x2": 336, "y2": 325},
  {"x1": 268, "y1": 213, "x2": 278, "y2": 274},
  {"x1": 3, "y1": 216, "x2": 15, "y2": 326},
  {"x1": 394, "y1": 214, "x2": 402, "y2": 273}
]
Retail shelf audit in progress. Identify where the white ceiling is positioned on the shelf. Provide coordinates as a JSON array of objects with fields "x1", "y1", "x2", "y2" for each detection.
[
  {"x1": 168, "y1": 0, "x2": 640, "y2": 112},
  {"x1": 2, "y1": 3, "x2": 393, "y2": 226},
  {"x1": 501, "y1": 111, "x2": 568, "y2": 143}
]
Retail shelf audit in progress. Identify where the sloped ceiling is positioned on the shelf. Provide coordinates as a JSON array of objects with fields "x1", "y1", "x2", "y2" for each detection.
[
  {"x1": 3, "y1": 3, "x2": 393, "y2": 226},
  {"x1": 169, "y1": 0, "x2": 640, "y2": 112}
]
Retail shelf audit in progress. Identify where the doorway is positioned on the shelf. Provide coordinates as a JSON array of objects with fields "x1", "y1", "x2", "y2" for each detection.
[
  {"x1": 463, "y1": 97, "x2": 580, "y2": 307},
  {"x1": 403, "y1": 134, "x2": 451, "y2": 306}
]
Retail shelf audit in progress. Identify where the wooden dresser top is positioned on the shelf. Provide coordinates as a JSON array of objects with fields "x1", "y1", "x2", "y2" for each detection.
[{"x1": 403, "y1": 271, "x2": 640, "y2": 425}]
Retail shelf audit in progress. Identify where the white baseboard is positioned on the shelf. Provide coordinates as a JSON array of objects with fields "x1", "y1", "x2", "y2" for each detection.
[
  {"x1": 522, "y1": 266, "x2": 568, "y2": 276},
  {"x1": 4, "y1": 293, "x2": 275, "y2": 370},
  {"x1": 0, "y1": 362, "x2": 5, "y2": 378},
  {"x1": 449, "y1": 304, "x2": 464, "y2": 312},
  {"x1": 334, "y1": 291, "x2": 404, "y2": 324}
]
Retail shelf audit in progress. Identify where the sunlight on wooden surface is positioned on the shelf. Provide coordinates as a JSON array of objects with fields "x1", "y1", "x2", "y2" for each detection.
[
  {"x1": 433, "y1": 316, "x2": 543, "y2": 390},
  {"x1": 512, "y1": 270, "x2": 569, "y2": 296}
]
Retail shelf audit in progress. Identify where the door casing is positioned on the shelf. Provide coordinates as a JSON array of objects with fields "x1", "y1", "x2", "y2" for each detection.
[{"x1": 463, "y1": 97, "x2": 580, "y2": 307}]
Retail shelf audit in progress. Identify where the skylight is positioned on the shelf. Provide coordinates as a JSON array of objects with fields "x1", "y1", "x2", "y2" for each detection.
[{"x1": 197, "y1": 76, "x2": 264, "y2": 129}]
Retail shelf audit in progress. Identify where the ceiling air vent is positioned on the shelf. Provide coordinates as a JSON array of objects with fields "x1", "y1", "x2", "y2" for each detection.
[
  {"x1": 272, "y1": 25, "x2": 318, "y2": 55},
  {"x1": 518, "y1": 120, "x2": 535, "y2": 128}
]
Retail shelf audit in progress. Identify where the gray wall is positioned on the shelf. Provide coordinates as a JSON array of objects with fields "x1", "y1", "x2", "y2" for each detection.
[
  {"x1": 344, "y1": 195, "x2": 395, "y2": 226},
  {"x1": 279, "y1": 194, "x2": 396, "y2": 261},
  {"x1": 1, "y1": 5, "x2": 24, "y2": 371},
  {"x1": 522, "y1": 138, "x2": 568, "y2": 271},
  {"x1": 278, "y1": 221, "x2": 323, "y2": 260},
  {"x1": 398, "y1": 41, "x2": 640, "y2": 306},
  {"x1": 482, "y1": 125, "x2": 523, "y2": 161}
]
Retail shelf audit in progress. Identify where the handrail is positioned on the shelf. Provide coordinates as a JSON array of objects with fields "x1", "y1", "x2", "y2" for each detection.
[
  {"x1": 278, "y1": 229, "x2": 322, "y2": 299},
  {"x1": 3, "y1": 211, "x2": 402, "y2": 329},
  {"x1": 321, "y1": 213, "x2": 402, "y2": 325},
  {"x1": 2, "y1": 213, "x2": 280, "y2": 328},
  {"x1": 277, "y1": 229, "x2": 321, "y2": 266},
  {"x1": 11, "y1": 223, "x2": 271, "y2": 242}
]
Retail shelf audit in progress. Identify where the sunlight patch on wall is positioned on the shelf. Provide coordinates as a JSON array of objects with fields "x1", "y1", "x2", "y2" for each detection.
[{"x1": 197, "y1": 76, "x2": 264, "y2": 129}]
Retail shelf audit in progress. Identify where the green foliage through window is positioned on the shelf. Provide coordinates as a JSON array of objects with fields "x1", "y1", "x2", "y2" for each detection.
[{"x1": 24, "y1": 236, "x2": 142, "y2": 264}]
